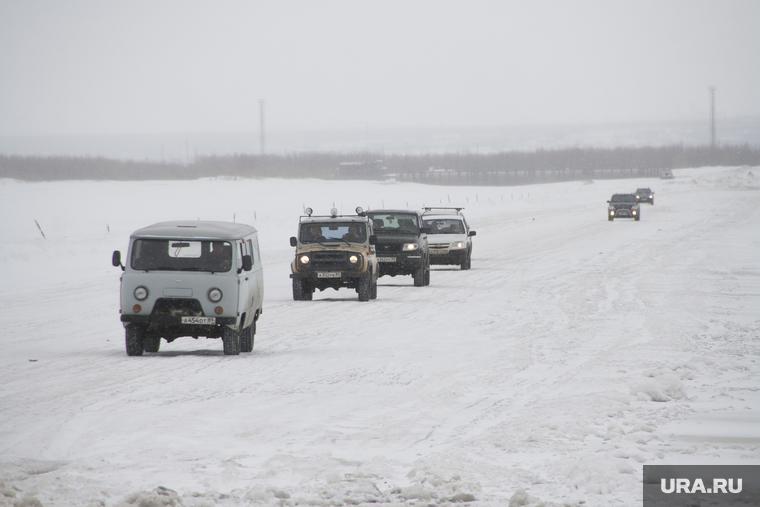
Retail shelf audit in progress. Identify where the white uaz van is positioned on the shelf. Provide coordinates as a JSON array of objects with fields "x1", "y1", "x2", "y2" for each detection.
[{"x1": 112, "y1": 221, "x2": 264, "y2": 356}]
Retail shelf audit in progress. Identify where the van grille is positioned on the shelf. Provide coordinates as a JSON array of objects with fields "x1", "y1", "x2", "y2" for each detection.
[{"x1": 151, "y1": 298, "x2": 205, "y2": 317}]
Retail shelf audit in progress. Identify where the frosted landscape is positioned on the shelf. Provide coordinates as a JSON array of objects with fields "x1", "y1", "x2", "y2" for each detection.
[{"x1": 0, "y1": 165, "x2": 758, "y2": 506}]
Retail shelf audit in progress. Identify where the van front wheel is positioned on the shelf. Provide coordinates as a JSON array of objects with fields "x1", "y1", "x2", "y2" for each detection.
[
  {"x1": 222, "y1": 326, "x2": 241, "y2": 355},
  {"x1": 125, "y1": 325, "x2": 145, "y2": 356},
  {"x1": 240, "y1": 323, "x2": 254, "y2": 353}
]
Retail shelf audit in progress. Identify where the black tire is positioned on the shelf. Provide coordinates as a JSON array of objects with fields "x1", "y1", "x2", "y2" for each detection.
[
  {"x1": 125, "y1": 325, "x2": 145, "y2": 356},
  {"x1": 358, "y1": 276, "x2": 371, "y2": 301},
  {"x1": 370, "y1": 276, "x2": 378, "y2": 299},
  {"x1": 608, "y1": 216, "x2": 614, "y2": 221},
  {"x1": 461, "y1": 252, "x2": 471, "y2": 270},
  {"x1": 293, "y1": 278, "x2": 312, "y2": 301},
  {"x1": 635, "y1": 214, "x2": 641, "y2": 221},
  {"x1": 144, "y1": 335, "x2": 161, "y2": 353},
  {"x1": 240, "y1": 322, "x2": 254, "y2": 353},
  {"x1": 413, "y1": 263, "x2": 425, "y2": 286},
  {"x1": 424, "y1": 265, "x2": 431, "y2": 285},
  {"x1": 222, "y1": 326, "x2": 240, "y2": 355}
]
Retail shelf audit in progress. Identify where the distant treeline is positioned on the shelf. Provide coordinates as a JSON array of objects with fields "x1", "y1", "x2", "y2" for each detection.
[{"x1": 1, "y1": 144, "x2": 758, "y2": 184}]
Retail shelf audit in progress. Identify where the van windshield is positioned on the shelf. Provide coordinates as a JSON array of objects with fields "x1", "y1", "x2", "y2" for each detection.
[{"x1": 131, "y1": 239, "x2": 232, "y2": 272}]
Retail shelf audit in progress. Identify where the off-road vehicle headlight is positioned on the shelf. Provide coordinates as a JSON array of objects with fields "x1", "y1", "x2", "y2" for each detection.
[
  {"x1": 134, "y1": 286, "x2": 149, "y2": 300},
  {"x1": 349, "y1": 254, "x2": 359, "y2": 264},
  {"x1": 208, "y1": 288, "x2": 223, "y2": 302},
  {"x1": 299, "y1": 254, "x2": 310, "y2": 265},
  {"x1": 402, "y1": 243, "x2": 419, "y2": 251}
]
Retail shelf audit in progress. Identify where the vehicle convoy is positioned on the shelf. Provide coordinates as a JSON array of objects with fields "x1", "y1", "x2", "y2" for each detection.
[
  {"x1": 607, "y1": 194, "x2": 641, "y2": 221},
  {"x1": 635, "y1": 187, "x2": 655, "y2": 204},
  {"x1": 289, "y1": 207, "x2": 378, "y2": 301},
  {"x1": 422, "y1": 207, "x2": 476, "y2": 270},
  {"x1": 112, "y1": 221, "x2": 264, "y2": 356},
  {"x1": 364, "y1": 209, "x2": 431, "y2": 286}
]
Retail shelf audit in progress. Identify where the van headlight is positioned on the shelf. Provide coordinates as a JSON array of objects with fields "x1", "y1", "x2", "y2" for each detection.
[
  {"x1": 208, "y1": 288, "x2": 223, "y2": 302},
  {"x1": 402, "y1": 243, "x2": 419, "y2": 251},
  {"x1": 134, "y1": 286, "x2": 148, "y2": 300}
]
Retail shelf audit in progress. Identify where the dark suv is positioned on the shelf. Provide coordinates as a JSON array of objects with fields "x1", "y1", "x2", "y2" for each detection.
[
  {"x1": 607, "y1": 194, "x2": 641, "y2": 221},
  {"x1": 365, "y1": 209, "x2": 431, "y2": 286},
  {"x1": 635, "y1": 188, "x2": 654, "y2": 204}
]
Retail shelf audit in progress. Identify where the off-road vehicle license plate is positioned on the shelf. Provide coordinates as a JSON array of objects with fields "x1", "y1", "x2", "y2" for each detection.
[
  {"x1": 317, "y1": 272, "x2": 342, "y2": 278},
  {"x1": 377, "y1": 256, "x2": 396, "y2": 262},
  {"x1": 181, "y1": 316, "x2": 216, "y2": 325}
]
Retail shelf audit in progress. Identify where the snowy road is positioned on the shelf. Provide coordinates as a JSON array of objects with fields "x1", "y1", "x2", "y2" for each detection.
[{"x1": 1, "y1": 166, "x2": 759, "y2": 506}]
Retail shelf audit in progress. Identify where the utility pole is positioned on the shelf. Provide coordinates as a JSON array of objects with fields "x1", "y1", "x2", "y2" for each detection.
[
  {"x1": 709, "y1": 87, "x2": 717, "y2": 148},
  {"x1": 259, "y1": 100, "x2": 266, "y2": 155}
]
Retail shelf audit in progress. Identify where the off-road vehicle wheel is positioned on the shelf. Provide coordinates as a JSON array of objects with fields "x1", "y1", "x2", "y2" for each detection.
[
  {"x1": 144, "y1": 335, "x2": 161, "y2": 353},
  {"x1": 293, "y1": 278, "x2": 312, "y2": 301},
  {"x1": 413, "y1": 263, "x2": 425, "y2": 286},
  {"x1": 222, "y1": 326, "x2": 241, "y2": 355},
  {"x1": 370, "y1": 277, "x2": 377, "y2": 299},
  {"x1": 240, "y1": 322, "x2": 254, "y2": 353},
  {"x1": 125, "y1": 325, "x2": 145, "y2": 356},
  {"x1": 358, "y1": 276, "x2": 371, "y2": 301}
]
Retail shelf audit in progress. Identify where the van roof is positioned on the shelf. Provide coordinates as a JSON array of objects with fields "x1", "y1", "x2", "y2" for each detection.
[{"x1": 130, "y1": 221, "x2": 257, "y2": 240}]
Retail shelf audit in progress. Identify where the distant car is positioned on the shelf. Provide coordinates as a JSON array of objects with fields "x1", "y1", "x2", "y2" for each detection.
[
  {"x1": 635, "y1": 188, "x2": 654, "y2": 205},
  {"x1": 661, "y1": 170, "x2": 674, "y2": 179},
  {"x1": 364, "y1": 209, "x2": 431, "y2": 286},
  {"x1": 607, "y1": 194, "x2": 641, "y2": 221},
  {"x1": 422, "y1": 207, "x2": 476, "y2": 270}
]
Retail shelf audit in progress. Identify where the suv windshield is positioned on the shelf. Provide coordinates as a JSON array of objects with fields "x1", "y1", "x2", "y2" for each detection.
[
  {"x1": 131, "y1": 239, "x2": 232, "y2": 272},
  {"x1": 611, "y1": 195, "x2": 637, "y2": 203},
  {"x1": 300, "y1": 222, "x2": 366, "y2": 244},
  {"x1": 367, "y1": 213, "x2": 419, "y2": 233},
  {"x1": 424, "y1": 218, "x2": 465, "y2": 234}
]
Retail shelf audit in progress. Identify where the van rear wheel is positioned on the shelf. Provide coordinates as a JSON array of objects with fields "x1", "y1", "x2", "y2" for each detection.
[
  {"x1": 240, "y1": 322, "x2": 254, "y2": 353},
  {"x1": 125, "y1": 325, "x2": 145, "y2": 356},
  {"x1": 222, "y1": 326, "x2": 241, "y2": 355}
]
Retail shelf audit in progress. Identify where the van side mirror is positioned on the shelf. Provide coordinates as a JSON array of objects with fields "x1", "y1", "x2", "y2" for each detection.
[
  {"x1": 112, "y1": 250, "x2": 124, "y2": 270},
  {"x1": 242, "y1": 255, "x2": 253, "y2": 272},
  {"x1": 469, "y1": 230, "x2": 477, "y2": 237},
  {"x1": 368, "y1": 235, "x2": 377, "y2": 245},
  {"x1": 290, "y1": 237, "x2": 298, "y2": 247}
]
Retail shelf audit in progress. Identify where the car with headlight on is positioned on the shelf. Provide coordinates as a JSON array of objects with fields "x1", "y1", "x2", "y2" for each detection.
[
  {"x1": 607, "y1": 194, "x2": 641, "y2": 221},
  {"x1": 112, "y1": 221, "x2": 264, "y2": 356},
  {"x1": 635, "y1": 187, "x2": 654, "y2": 204},
  {"x1": 289, "y1": 207, "x2": 378, "y2": 301},
  {"x1": 364, "y1": 209, "x2": 431, "y2": 286},
  {"x1": 422, "y1": 207, "x2": 476, "y2": 270}
]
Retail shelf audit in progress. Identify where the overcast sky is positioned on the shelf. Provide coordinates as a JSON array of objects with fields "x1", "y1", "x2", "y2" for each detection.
[{"x1": 1, "y1": 0, "x2": 759, "y2": 137}]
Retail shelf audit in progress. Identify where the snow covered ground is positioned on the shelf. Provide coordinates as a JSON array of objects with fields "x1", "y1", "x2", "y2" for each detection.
[{"x1": 0, "y1": 166, "x2": 758, "y2": 506}]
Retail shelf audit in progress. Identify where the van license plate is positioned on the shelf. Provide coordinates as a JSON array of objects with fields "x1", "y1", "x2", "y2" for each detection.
[
  {"x1": 181, "y1": 316, "x2": 216, "y2": 325},
  {"x1": 317, "y1": 272, "x2": 341, "y2": 278},
  {"x1": 377, "y1": 257, "x2": 396, "y2": 262}
]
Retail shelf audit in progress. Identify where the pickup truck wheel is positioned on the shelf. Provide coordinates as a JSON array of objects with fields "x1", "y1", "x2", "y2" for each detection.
[
  {"x1": 240, "y1": 323, "x2": 254, "y2": 353},
  {"x1": 222, "y1": 326, "x2": 241, "y2": 355},
  {"x1": 358, "y1": 276, "x2": 371, "y2": 301},
  {"x1": 125, "y1": 325, "x2": 145, "y2": 356},
  {"x1": 144, "y1": 335, "x2": 161, "y2": 353}
]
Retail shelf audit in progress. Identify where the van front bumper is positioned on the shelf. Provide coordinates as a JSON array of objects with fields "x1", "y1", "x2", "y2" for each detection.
[{"x1": 121, "y1": 314, "x2": 236, "y2": 325}]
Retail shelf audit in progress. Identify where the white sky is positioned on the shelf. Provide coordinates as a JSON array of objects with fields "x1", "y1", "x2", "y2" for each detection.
[{"x1": 1, "y1": 0, "x2": 759, "y2": 136}]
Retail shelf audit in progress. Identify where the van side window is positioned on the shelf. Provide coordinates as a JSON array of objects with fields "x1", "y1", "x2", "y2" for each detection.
[{"x1": 246, "y1": 239, "x2": 255, "y2": 264}]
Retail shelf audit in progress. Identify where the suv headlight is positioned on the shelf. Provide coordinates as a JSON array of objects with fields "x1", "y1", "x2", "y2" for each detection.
[
  {"x1": 134, "y1": 286, "x2": 148, "y2": 300},
  {"x1": 402, "y1": 243, "x2": 419, "y2": 251},
  {"x1": 208, "y1": 288, "x2": 223, "y2": 302},
  {"x1": 451, "y1": 241, "x2": 466, "y2": 249}
]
